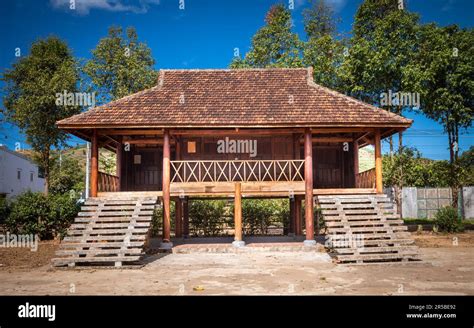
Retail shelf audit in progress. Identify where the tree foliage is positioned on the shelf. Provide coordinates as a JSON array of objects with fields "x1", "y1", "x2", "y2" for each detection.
[
  {"x1": 2, "y1": 37, "x2": 81, "y2": 193},
  {"x1": 303, "y1": 0, "x2": 346, "y2": 90},
  {"x1": 84, "y1": 26, "x2": 157, "y2": 102},
  {"x1": 230, "y1": 4, "x2": 303, "y2": 68}
]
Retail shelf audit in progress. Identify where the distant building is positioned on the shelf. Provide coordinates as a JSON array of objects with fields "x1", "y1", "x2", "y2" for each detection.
[{"x1": 0, "y1": 145, "x2": 45, "y2": 198}]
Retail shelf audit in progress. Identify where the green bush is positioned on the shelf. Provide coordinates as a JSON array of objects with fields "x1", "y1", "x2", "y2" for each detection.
[
  {"x1": 189, "y1": 200, "x2": 227, "y2": 236},
  {"x1": 241, "y1": 199, "x2": 275, "y2": 235},
  {"x1": 150, "y1": 202, "x2": 175, "y2": 237},
  {"x1": 433, "y1": 206, "x2": 462, "y2": 233},
  {"x1": 5, "y1": 191, "x2": 79, "y2": 239},
  {"x1": 0, "y1": 197, "x2": 10, "y2": 223}
]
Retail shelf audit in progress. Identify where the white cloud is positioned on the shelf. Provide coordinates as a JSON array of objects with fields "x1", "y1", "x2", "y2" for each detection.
[{"x1": 50, "y1": 0, "x2": 160, "y2": 15}]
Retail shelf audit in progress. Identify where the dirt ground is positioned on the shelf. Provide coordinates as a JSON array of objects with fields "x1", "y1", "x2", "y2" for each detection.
[{"x1": 0, "y1": 232, "x2": 473, "y2": 295}]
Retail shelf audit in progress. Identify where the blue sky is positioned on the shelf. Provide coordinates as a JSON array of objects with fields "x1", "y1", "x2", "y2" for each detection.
[{"x1": 0, "y1": 0, "x2": 472, "y2": 159}]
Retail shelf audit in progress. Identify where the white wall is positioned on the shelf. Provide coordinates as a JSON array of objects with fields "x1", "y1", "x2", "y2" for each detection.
[{"x1": 0, "y1": 146, "x2": 45, "y2": 198}]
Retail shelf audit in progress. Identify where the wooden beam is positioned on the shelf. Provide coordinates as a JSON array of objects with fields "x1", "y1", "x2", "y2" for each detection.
[
  {"x1": 91, "y1": 130, "x2": 99, "y2": 197},
  {"x1": 312, "y1": 137, "x2": 353, "y2": 143},
  {"x1": 162, "y1": 129, "x2": 171, "y2": 243},
  {"x1": 289, "y1": 198, "x2": 295, "y2": 235},
  {"x1": 234, "y1": 182, "x2": 243, "y2": 244},
  {"x1": 175, "y1": 199, "x2": 183, "y2": 238},
  {"x1": 374, "y1": 129, "x2": 383, "y2": 194},
  {"x1": 304, "y1": 128, "x2": 315, "y2": 242},
  {"x1": 354, "y1": 141, "x2": 359, "y2": 177},
  {"x1": 171, "y1": 128, "x2": 303, "y2": 136},
  {"x1": 183, "y1": 197, "x2": 189, "y2": 237},
  {"x1": 116, "y1": 144, "x2": 122, "y2": 191},
  {"x1": 295, "y1": 196, "x2": 302, "y2": 236},
  {"x1": 101, "y1": 129, "x2": 164, "y2": 136}
]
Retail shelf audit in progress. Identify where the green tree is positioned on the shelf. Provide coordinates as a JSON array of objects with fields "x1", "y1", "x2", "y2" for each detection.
[
  {"x1": 84, "y1": 26, "x2": 157, "y2": 102},
  {"x1": 230, "y1": 4, "x2": 303, "y2": 68},
  {"x1": 405, "y1": 24, "x2": 474, "y2": 205},
  {"x1": 49, "y1": 151, "x2": 85, "y2": 195},
  {"x1": 2, "y1": 37, "x2": 81, "y2": 193},
  {"x1": 342, "y1": 0, "x2": 419, "y2": 152},
  {"x1": 302, "y1": 0, "x2": 346, "y2": 90}
]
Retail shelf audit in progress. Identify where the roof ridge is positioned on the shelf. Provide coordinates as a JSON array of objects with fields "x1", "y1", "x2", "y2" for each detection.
[{"x1": 159, "y1": 67, "x2": 308, "y2": 72}]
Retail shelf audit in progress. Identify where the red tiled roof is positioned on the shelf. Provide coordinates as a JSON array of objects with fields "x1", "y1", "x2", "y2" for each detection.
[{"x1": 57, "y1": 68, "x2": 412, "y2": 128}]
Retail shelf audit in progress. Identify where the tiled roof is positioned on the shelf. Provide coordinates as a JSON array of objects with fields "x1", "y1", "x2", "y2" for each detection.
[{"x1": 57, "y1": 68, "x2": 412, "y2": 128}]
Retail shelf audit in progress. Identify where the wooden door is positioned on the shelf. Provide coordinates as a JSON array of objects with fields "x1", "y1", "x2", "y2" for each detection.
[
  {"x1": 131, "y1": 147, "x2": 162, "y2": 191},
  {"x1": 313, "y1": 145, "x2": 343, "y2": 188}
]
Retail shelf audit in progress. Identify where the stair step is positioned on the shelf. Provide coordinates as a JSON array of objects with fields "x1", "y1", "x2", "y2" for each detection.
[
  {"x1": 327, "y1": 225, "x2": 407, "y2": 233},
  {"x1": 334, "y1": 246, "x2": 419, "y2": 254},
  {"x1": 336, "y1": 253, "x2": 421, "y2": 263},
  {"x1": 325, "y1": 220, "x2": 404, "y2": 227},
  {"x1": 70, "y1": 222, "x2": 151, "y2": 229}
]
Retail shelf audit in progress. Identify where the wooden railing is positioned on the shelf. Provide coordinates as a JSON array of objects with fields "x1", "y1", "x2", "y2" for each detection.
[
  {"x1": 356, "y1": 168, "x2": 376, "y2": 188},
  {"x1": 98, "y1": 171, "x2": 119, "y2": 192},
  {"x1": 171, "y1": 160, "x2": 305, "y2": 183}
]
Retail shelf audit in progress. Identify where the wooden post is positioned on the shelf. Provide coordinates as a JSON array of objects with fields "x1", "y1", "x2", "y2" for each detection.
[
  {"x1": 374, "y1": 129, "x2": 383, "y2": 194},
  {"x1": 175, "y1": 199, "x2": 183, "y2": 238},
  {"x1": 183, "y1": 197, "x2": 189, "y2": 237},
  {"x1": 116, "y1": 143, "x2": 122, "y2": 191},
  {"x1": 304, "y1": 128, "x2": 315, "y2": 245},
  {"x1": 162, "y1": 129, "x2": 172, "y2": 245},
  {"x1": 233, "y1": 182, "x2": 244, "y2": 247},
  {"x1": 91, "y1": 130, "x2": 99, "y2": 197},
  {"x1": 353, "y1": 141, "x2": 359, "y2": 187},
  {"x1": 295, "y1": 196, "x2": 302, "y2": 235},
  {"x1": 289, "y1": 197, "x2": 295, "y2": 235}
]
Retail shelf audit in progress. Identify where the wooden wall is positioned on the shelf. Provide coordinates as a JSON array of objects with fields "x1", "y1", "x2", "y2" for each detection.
[{"x1": 118, "y1": 136, "x2": 356, "y2": 191}]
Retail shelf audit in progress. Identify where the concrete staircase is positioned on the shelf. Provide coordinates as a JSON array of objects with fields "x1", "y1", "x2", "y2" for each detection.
[
  {"x1": 52, "y1": 196, "x2": 158, "y2": 267},
  {"x1": 317, "y1": 194, "x2": 420, "y2": 264}
]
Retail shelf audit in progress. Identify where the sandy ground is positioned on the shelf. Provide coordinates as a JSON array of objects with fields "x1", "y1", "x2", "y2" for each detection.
[{"x1": 0, "y1": 232, "x2": 473, "y2": 295}]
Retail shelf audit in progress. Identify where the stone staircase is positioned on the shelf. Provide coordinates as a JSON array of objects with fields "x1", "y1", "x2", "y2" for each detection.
[
  {"x1": 317, "y1": 194, "x2": 421, "y2": 264},
  {"x1": 52, "y1": 196, "x2": 158, "y2": 267}
]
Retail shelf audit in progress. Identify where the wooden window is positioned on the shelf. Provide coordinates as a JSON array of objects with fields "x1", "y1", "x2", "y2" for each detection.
[
  {"x1": 187, "y1": 141, "x2": 196, "y2": 153},
  {"x1": 133, "y1": 155, "x2": 141, "y2": 164}
]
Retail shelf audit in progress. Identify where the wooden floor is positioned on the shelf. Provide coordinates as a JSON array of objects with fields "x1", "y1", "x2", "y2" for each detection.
[{"x1": 98, "y1": 185, "x2": 376, "y2": 199}]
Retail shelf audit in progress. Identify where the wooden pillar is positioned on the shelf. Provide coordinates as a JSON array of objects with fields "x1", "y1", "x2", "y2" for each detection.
[
  {"x1": 175, "y1": 199, "x2": 183, "y2": 238},
  {"x1": 162, "y1": 129, "x2": 171, "y2": 244},
  {"x1": 353, "y1": 141, "x2": 359, "y2": 187},
  {"x1": 289, "y1": 198, "x2": 295, "y2": 235},
  {"x1": 233, "y1": 182, "x2": 244, "y2": 247},
  {"x1": 116, "y1": 143, "x2": 122, "y2": 191},
  {"x1": 374, "y1": 129, "x2": 383, "y2": 194},
  {"x1": 183, "y1": 197, "x2": 189, "y2": 237},
  {"x1": 295, "y1": 196, "x2": 302, "y2": 235},
  {"x1": 91, "y1": 130, "x2": 99, "y2": 197},
  {"x1": 304, "y1": 129, "x2": 315, "y2": 244}
]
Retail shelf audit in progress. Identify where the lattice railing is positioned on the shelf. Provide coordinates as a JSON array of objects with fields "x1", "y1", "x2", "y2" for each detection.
[
  {"x1": 170, "y1": 160, "x2": 305, "y2": 183},
  {"x1": 355, "y1": 168, "x2": 376, "y2": 188}
]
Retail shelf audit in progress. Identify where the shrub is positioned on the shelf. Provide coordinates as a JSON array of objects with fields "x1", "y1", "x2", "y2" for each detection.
[
  {"x1": 189, "y1": 200, "x2": 227, "y2": 236},
  {"x1": 0, "y1": 197, "x2": 10, "y2": 224},
  {"x1": 150, "y1": 202, "x2": 175, "y2": 237},
  {"x1": 5, "y1": 191, "x2": 79, "y2": 239},
  {"x1": 241, "y1": 199, "x2": 274, "y2": 235},
  {"x1": 433, "y1": 206, "x2": 462, "y2": 233}
]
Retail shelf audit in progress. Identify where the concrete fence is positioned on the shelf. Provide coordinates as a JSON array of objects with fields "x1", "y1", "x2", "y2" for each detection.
[{"x1": 399, "y1": 187, "x2": 474, "y2": 220}]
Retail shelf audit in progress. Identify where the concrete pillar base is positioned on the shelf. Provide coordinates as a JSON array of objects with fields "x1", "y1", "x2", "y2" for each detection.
[
  {"x1": 160, "y1": 242, "x2": 173, "y2": 250},
  {"x1": 303, "y1": 240, "x2": 317, "y2": 247},
  {"x1": 232, "y1": 240, "x2": 246, "y2": 248}
]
